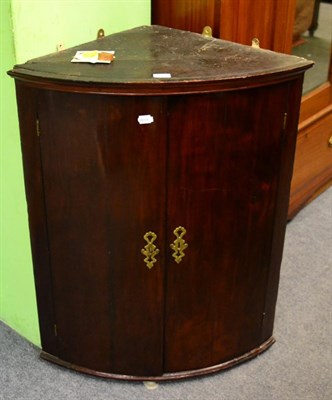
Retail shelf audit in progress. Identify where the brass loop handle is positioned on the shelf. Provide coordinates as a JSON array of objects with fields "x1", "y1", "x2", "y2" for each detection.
[
  {"x1": 97, "y1": 28, "x2": 105, "y2": 39},
  {"x1": 141, "y1": 231, "x2": 159, "y2": 269},
  {"x1": 251, "y1": 38, "x2": 260, "y2": 48},
  {"x1": 328, "y1": 136, "x2": 332, "y2": 148},
  {"x1": 202, "y1": 26, "x2": 212, "y2": 38},
  {"x1": 170, "y1": 226, "x2": 188, "y2": 264}
]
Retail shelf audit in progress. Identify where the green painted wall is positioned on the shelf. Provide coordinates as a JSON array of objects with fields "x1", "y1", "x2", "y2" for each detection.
[
  {"x1": 0, "y1": 0, "x2": 40, "y2": 345},
  {"x1": 12, "y1": 0, "x2": 151, "y2": 63},
  {"x1": 0, "y1": 0, "x2": 150, "y2": 346}
]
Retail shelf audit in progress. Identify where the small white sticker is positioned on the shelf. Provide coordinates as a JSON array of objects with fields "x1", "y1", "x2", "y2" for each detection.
[
  {"x1": 153, "y1": 73, "x2": 172, "y2": 79},
  {"x1": 138, "y1": 115, "x2": 154, "y2": 125}
]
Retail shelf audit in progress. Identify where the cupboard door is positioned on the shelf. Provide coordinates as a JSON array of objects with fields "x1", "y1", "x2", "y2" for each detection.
[
  {"x1": 39, "y1": 92, "x2": 167, "y2": 376},
  {"x1": 165, "y1": 87, "x2": 290, "y2": 372}
]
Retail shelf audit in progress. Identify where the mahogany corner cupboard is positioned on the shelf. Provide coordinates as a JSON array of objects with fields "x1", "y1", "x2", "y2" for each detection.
[{"x1": 8, "y1": 26, "x2": 312, "y2": 381}]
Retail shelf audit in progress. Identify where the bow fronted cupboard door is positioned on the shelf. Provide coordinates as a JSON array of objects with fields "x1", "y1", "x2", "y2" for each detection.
[
  {"x1": 9, "y1": 26, "x2": 312, "y2": 381},
  {"x1": 165, "y1": 87, "x2": 294, "y2": 373},
  {"x1": 36, "y1": 92, "x2": 168, "y2": 377}
]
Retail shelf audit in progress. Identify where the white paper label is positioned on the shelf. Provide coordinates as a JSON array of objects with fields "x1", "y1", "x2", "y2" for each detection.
[
  {"x1": 138, "y1": 114, "x2": 154, "y2": 125},
  {"x1": 153, "y1": 73, "x2": 172, "y2": 79}
]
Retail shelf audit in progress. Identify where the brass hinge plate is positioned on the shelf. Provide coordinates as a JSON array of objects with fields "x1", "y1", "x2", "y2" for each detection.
[
  {"x1": 36, "y1": 118, "x2": 41, "y2": 137},
  {"x1": 283, "y1": 112, "x2": 288, "y2": 130}
]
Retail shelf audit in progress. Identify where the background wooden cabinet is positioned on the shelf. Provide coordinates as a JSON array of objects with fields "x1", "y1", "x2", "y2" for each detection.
[
  {"x1": 152, "y1": 0, "x2": 295, "y2": 53},
  {"x1": 152, "y1": 0, "x2": 332, "y2": 218},
  {"x1": 9, "y1": 26, "x2": 311, "y2": 380}
]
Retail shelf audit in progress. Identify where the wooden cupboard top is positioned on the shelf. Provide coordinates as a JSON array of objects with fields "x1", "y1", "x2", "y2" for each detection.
[{"x1": 8, "y1": 25, "x2": 313, "y2": 94}]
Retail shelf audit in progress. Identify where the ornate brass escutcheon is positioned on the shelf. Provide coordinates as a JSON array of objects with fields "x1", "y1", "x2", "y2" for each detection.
[
  {"x1": 170, "y1": 226, "x2": 188, "y2": 264},
  {"x1": 141, "y1": 231, "x2": 160, "y2": 269}
]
